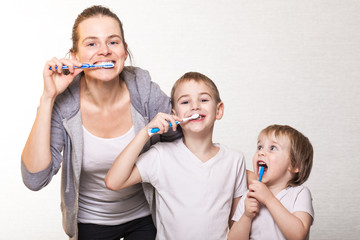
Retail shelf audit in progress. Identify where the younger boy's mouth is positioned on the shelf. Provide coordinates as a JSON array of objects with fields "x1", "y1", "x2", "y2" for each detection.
[{"x1": 257, "y1": 161, "x2": 268, "y2": 174}]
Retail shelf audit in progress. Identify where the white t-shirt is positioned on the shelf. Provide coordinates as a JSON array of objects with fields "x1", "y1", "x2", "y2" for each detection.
[
  {"x1": 78, "y1": 126, "x2": 151, "y2": 225},
  {"x1": 136, "y1": 138, "x2": 247, "y2": 240},
  {"x1": 232, "y1": 185, "x2": 314, "y2": 240}
]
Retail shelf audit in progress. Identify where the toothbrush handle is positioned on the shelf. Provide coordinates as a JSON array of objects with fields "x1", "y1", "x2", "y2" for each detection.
[
  {"x1": 258, "y1": 166, "x2": 265, "y2": 182},
  {"x1": 49, "y1": 64, "x2": 91, "y2": 70},
  {"x1": 149, "y1": 121, "x2": 180, "y2": 134}
]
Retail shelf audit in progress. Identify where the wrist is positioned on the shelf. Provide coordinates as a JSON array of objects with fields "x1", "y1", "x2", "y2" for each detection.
[{"x1": 40, "y1": 91, "x2": 56, "y2": 105}]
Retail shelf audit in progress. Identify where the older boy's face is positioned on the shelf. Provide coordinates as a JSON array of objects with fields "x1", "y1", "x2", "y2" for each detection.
[
  {"x1": 253, "y1": 132, "x2": 295, "y2": 188},
  {"x1": 172, "y1": 80, "x2": 223, "y2": 134}
]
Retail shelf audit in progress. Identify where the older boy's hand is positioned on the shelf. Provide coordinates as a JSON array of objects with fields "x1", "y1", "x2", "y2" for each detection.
[
  {"x1": 147, "y1": 112, "x2": 182, "y2": 134},
  {"x1": 247, "y1": 180, "x2": 275, "y2": 207}
]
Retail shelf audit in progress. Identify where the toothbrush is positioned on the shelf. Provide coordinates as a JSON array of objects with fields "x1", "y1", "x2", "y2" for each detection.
[
  {"x1": 49, "y1": 62, "x2": 114, "y2": 70},
  {"x1": 148, "y1": 113, "x2": 200, "y2": 136},
  {"x1": 258, "y1": 166, "x2": 265, "y2": 182}
]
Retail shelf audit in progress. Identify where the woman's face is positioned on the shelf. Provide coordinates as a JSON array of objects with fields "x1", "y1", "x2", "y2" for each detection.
[{"x1": 73, "y1": 16, "x2": 128, "y2": 81}]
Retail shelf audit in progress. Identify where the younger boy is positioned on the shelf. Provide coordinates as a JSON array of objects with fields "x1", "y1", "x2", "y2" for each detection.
[
  {"x1": 228, "y1": 124, "x2": 314, "y2": 240},
  {"x1": 105, "y1": 72, "x2": 247, "y2": 240}
]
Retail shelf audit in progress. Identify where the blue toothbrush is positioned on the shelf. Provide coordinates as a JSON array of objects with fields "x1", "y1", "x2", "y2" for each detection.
[
  {"x1": 49, "y1": 62, "x2": 114, "y2": 70},
  {"x1": 258, "y1": 166, "x2": 265, "y2": 182},
  {"x1": 148, "y1": 113, "x2": 199, "y2": 136}
]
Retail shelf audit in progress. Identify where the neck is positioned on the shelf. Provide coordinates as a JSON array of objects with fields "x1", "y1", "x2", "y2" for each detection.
[
  {"x1": 81, "y1": 75, "x2": 127, "y2": 108},
  {"x1": 266, "y1": 181, "x2": 290, "y2": 196},
  {"x1": 182, "y1": 130, "x2": 219, "y2": 162}
]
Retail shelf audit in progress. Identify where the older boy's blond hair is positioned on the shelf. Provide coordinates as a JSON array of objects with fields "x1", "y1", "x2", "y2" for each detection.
[
  {"x1": 260, "y1": 124, "x2": 313, "y2": 187},
  {"x1": 170, "y1": 72, "x2": 221, "y2": 107}
]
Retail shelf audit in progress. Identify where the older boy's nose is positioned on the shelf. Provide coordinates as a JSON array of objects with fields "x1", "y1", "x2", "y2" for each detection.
[{"x1": 191, "y1": 101, "x2": 200, "y2": 110}]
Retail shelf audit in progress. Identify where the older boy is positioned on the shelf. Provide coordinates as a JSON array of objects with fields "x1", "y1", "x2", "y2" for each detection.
[{"x1": 105, "y1": 72, "x2": 247, "y2": 240}]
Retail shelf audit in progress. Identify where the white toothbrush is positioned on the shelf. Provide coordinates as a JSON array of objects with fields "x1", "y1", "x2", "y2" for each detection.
[
  {"x1": 148, "y1": 113, "x2": 200, "y2": 136},
  {"x1": 49, "y1": 62, "x2": 114, "y2": 70}
]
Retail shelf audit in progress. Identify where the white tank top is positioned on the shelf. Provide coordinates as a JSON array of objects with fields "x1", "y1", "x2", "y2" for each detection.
[{"x1": 78, "y1": 126, "x2": 150, "y2": 225}]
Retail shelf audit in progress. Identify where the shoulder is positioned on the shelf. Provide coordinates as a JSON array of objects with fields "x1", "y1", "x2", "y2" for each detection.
[
  {"x1": 122, "y1": 66, "x2": 152, "y2": 90},
  {"x1": 218, "y1": 144, "x2": 246, "y2": 161}
]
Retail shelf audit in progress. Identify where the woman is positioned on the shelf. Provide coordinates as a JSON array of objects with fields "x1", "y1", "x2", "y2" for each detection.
[{"x1": 21, "y1": 5, "x2": 179, "y2": 240}]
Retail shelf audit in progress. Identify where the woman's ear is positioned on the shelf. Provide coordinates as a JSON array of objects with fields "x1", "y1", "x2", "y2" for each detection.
[
  {"x1": 70, "y1": 49, "x2": 79, "y2": 61},
  {"x1": 216, "y1": 102, "x2": 224, "y2": 120}
]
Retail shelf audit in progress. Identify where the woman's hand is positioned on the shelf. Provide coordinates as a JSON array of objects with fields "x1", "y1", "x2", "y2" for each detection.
[
  {"x1": 146, "y1": 112, "x2": 182, "y2": 135},
  {"x1": 42, "y1": 57, "x2": 83, "y2": 99}
]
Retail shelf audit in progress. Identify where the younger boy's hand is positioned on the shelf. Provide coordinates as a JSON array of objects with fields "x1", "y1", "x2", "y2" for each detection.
[
  {"x1": 147, "y1": 113, "x2": 182, "y2": 134},
  {"x1": 244, "y1": 195, "x2": 260, "y2": 219},
  {"x1": 247, "y1": 180, "x2": 275, "y2": 207}
]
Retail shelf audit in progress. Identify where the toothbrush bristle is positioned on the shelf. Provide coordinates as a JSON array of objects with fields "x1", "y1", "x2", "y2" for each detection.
[
  {"x1": 101, "y1": 62, "x2": 115, "y2": 68},
  {"x1": 191, "y1": 113, "x2": 200, "y2": 119}
]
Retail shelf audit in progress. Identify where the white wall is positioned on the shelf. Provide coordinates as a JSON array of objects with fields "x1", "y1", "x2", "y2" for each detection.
[{"x1": 1, "y1": 0, "x2": 359, "y2": 239}]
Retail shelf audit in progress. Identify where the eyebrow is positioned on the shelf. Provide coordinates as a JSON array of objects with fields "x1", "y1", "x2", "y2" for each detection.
[
  {"x1": 81, "y1": 34, "x2": 122, "y2": 43},
  {"x1": 176, "y1": 92, "x2": 212, "y2": 102}
]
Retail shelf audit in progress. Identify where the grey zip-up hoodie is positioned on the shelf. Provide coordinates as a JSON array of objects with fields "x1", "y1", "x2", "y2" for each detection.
[{"x1": 21, "y1": 67, "x2": 181, "y2": 239}]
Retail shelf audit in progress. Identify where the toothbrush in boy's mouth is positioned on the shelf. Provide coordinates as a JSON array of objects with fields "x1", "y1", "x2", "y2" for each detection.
[
  {"x1": 258, "y1": 166, "x2": 265, "y2": 182},
  {"x1": 258, "y1": 161, "x2": 267, "y2": 182},
  {"x1": 148, "y1": 113, "x2": 200, "y2": 136}
]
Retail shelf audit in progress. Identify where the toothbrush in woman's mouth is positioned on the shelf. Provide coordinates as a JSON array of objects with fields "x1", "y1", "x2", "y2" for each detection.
[
  {"x1": 49, "y1": 61, "x2": 115, "y2": 70},
  {"x1": 148, "y1": 113, "x2": 200, "y2": 135}
]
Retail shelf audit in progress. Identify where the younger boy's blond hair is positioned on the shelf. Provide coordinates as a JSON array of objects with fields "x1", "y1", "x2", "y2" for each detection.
[{"x1": 259, "y1": 124, "x2": 313, "y2": 187}]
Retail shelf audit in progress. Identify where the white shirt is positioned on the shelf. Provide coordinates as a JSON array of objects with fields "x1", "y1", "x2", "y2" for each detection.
[
  {"x1": 78, "y1": 126, "x2": 151, "y2": 225},
  {"x1": 232, "y1": 185, "x2": 314, "y2": 240},
  {"x1": 136, "y1": 138, "x2": 247, "y2": 240}
]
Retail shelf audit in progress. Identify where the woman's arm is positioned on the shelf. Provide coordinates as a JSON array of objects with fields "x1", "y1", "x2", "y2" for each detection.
[{"x1": 22, "y1": 58, "x2": 82, "y2": 173}]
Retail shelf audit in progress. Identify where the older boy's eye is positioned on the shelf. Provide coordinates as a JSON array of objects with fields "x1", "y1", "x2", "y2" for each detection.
[
  {"x1": 181, "y1": 101, "x2": 189, "y2": 104},
  {"x1": 88, "y1": 42, "x2": 96, "y2": 47}
]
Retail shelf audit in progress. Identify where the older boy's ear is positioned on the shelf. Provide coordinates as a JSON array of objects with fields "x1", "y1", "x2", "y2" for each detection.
[
  {"x1": 216, "y1": 102, "x2": 224, "y2": 120},
  {"x1": 172, "y1": 109, "x2": 177, "y2": 115}
]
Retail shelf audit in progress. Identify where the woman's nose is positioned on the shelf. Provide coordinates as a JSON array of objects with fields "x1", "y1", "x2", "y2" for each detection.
[{"x1": 98, "y1": 43, "x2": 111, "y2": 55}]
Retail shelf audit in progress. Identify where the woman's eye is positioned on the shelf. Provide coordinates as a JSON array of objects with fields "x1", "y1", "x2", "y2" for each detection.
[{"x1": 109, "y1": 41, "x2": 118, "y2": 45}]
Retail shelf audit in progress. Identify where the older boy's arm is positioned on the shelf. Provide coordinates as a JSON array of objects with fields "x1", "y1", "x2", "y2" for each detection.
[
  {"x1": 246, "y1": 170, "x2": 256, "y2": 187},
  {"x1": 265, "y1": 196, "x2": 313, "y2": 240},
  {"x1": 228, "y1": 214, "x2": 252, "y2": 240},
  {"x1": 105, "y1": 128, "x2": 150, "y2": 191}
]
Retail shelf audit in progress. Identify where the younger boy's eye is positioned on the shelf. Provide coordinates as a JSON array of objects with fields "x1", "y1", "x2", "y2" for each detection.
[
  {"x1": 201, "y1": 99, "x2": 209, "y2": 102},
  {"x1": 257, "y1": 145, "x2": 263, "y2": 150},
  {"x1": 270, "y1": 146, "x2": 277, "y2": 151}
]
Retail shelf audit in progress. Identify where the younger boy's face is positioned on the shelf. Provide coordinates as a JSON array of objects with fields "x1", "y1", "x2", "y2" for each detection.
[
  {"x1": 253, "y1": 132, "x2": 296, "y2": 188},
  {"x1": 172, "y1": 80, "x2": 223, "y2": 134}
]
